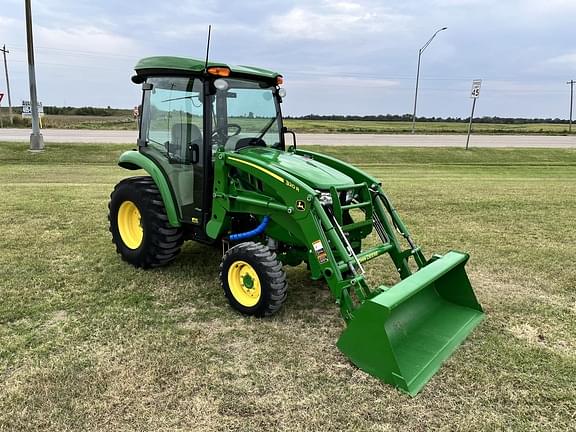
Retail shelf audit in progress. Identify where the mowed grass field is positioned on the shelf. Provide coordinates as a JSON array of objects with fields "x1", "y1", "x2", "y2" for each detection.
[
  {"x1": 1, "y1": 143, "x2": 575, "y2": 431},
  {"x1": 11, "y1": 114, "x2": 138, "y2": 131},
  {"x1": 284, "y1": 119, "x2": 574, "y2": 135}
]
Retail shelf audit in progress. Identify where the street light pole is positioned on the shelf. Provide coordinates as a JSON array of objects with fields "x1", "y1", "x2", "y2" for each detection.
[
  {"x1": 25, "y1": 0, "x2": 44, "y2": 151},
  {"x1": 411, "y1": 27, "x2": 447, "y2": 134},
  {"x1": 568, "y1": 80, "x2": 575, "y2": 134}
]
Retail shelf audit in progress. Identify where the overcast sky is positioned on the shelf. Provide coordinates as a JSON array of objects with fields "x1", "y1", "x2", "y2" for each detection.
[{"x1": 0, "y1": 0, "x2": 575, "y2": 118}]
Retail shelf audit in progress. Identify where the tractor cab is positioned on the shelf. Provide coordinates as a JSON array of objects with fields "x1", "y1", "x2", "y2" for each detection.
[{"x1": 131, "y1": 57, "x2": 286, "y2": 238}]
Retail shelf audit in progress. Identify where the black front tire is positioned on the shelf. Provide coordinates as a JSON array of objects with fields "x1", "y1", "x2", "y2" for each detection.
[
  {"x1": 108, "y1": 176, "x2": 183, "y2": 269},
  {"x1": 220, "y1": 242, "x2": 287, "y2": 317}
]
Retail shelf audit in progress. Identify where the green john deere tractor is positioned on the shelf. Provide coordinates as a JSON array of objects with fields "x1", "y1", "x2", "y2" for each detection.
[{"x1": 109, "y1": 56, "x2": 484, "y2": 396}]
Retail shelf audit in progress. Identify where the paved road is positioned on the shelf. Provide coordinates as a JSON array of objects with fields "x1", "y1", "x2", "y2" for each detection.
[{"x1": 1, "y1": 128, "x2": 575, "y2": 147}]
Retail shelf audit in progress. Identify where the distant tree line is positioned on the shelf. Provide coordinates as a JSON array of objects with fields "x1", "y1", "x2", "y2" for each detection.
[
  {"x1": 5, "y1": 106, "x2": 569, "y2": 123},
  {"x1": 285, "y1": 114, "x2": 571, "y2": 124},
  {"x1": 42, "y1": 106, "x2": 129, "y2": 116}
]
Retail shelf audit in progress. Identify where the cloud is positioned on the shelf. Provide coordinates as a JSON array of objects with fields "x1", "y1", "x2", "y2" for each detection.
[
  {"x1": 0, "y1": 15, "x2": 21, "y2": 41},
  {"x1": 545, "y1": 53, "x2": 576, "y2": 71},
  {"x1": 35, "y1": 26, "x2": 139, "y2": 57},
  {"x1": 289, "y1": 75, "x2": 400, "y2": 89},
  {"x1": 432, "y1": 0, "x2": 489, "y2": 6},
  {"x1": 523, "y1": 0, "x2": 576, "y2": 13},
  {"x1": 0, "y1": 0, "x2": 571, "y2": 117},
  {"x1": 483, "y1": 80, "x2": 564, "y2": 95},
  {"x1": 266, "y1": 2, "x2": 412, "y2": 41}
]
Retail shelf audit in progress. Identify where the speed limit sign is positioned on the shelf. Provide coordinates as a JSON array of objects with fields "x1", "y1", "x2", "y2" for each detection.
[
  {"x1": 466, "y1": 79, "x2": 482, "y2": 150},
  {"x1": 470, "y1": 80, "x2": 482, "y2": 98}
]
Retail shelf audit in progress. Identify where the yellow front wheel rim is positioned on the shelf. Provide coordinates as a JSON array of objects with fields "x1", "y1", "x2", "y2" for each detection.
[
  {"x1": 227, "y1": 261, "x2": 261, "y2": 307},
  {"x1": 117, "y1": 201, "x2": 143, "y2": 249}
]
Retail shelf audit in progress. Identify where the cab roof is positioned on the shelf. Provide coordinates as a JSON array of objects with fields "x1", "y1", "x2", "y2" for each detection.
[{"x1": 132, "y1": 56, "x2": 282, "y2": 83}]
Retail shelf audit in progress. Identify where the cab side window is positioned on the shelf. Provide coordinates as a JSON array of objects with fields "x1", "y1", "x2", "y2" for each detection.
[
  {"x1": 139, "y1": 76, "x2": 206, "y2": 219},
  {"x1": 143, "y1": 77, "x2": 204, "y2": 164}
]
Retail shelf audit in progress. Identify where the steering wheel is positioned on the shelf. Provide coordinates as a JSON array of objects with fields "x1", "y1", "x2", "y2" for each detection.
[
  {"x1": 212, "y1": 124, "x2": 242, "y2": 149},
  {"x1": 212, "y1": 123, "x2": 242, "y2": 139}
]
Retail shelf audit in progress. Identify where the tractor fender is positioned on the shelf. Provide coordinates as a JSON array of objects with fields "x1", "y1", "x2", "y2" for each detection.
[{"x1": 118, "y1": 150, "x2": 181, "y2": 227}]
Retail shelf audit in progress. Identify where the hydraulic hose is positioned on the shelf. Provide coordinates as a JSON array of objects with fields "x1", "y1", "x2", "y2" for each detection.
[{"x1": 228, "y1": 215, "x2": 270, "y2": 242}]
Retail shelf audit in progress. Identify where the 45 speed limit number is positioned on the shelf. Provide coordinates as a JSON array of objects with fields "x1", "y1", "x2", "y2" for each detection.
[{"x1": 470, "y1": 80, "x2": 482, "y2": 98}]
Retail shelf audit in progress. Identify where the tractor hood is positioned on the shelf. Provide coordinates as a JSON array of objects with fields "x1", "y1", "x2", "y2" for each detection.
[{"x1": 234, "y1": 147, "x2": 355, "y2": 190}]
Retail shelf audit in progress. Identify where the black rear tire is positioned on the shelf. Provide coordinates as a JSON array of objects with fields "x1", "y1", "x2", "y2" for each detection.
[
  {"x1": 220, "y1": 242, "x2": 287, "y2": 317},
  {"x1": 108, "y1": 176, "x2": 183, "y2": 268}
]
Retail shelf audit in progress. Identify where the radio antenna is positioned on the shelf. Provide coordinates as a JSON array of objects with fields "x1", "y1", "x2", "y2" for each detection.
[{"x1": 204, "y1": 25, "x2": 212, "y2": 72}]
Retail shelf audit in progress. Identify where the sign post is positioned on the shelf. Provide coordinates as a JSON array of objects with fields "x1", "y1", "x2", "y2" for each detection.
[
  {"x1": 0, "y1": 92, "x2": 3, "y2": 128},
  {"x1": 466, "y1": 79, "x2": 482, "y2": 150}
]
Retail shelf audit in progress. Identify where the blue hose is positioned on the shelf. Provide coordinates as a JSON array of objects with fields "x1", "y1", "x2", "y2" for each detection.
[{"x1": 228, "y1": 215, "x2": 270, "y2": 242}]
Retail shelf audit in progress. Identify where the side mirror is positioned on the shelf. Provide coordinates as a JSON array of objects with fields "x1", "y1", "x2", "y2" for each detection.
[{"x1": 282, "y1": 126, "x2": 296, "y2": 150}]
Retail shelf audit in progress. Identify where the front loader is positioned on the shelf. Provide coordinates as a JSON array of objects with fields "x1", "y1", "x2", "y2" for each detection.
[{"x1": 109, "y1": 56, "x2": 484, "y2": 396}]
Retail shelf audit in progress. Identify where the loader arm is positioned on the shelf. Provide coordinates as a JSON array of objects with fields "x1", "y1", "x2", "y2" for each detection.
[{"x1": 295, "y1": 148, "x2": 427, "y2": 269}]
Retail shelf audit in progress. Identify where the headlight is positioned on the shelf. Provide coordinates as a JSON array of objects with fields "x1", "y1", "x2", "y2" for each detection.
[
  {"x1": 345, "y1": 190, "x2": 355, "y2": 204},
  {"x1": 317, "y1": 190, "x2": 355, "y2": 206},
  {"x1": 318, "y1": 191, "x2": 332, "y2": 206}
]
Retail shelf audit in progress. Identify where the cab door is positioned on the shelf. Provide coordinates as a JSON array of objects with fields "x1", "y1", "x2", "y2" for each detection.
[{"x1": 139, "y1": 76, "x2": 206, "y2": 224}]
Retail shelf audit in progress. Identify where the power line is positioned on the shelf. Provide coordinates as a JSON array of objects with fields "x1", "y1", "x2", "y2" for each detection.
[
  {"x1": 10, "y1": 58, "x2": 133, "y2": 71},
  {"x1": 2, "y1": 44, "x2": 570, "y2": 83},
  {"x1": 6, "y1": 54, "x2": 570, "y2": 90},
  {"x1": 7, "y1": 44, "x2": 142, "y2": 60}
]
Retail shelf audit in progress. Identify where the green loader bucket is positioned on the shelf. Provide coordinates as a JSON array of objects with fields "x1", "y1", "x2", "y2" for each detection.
[{"x1": 337, "y1": 251, "x2": 484, "y2": 396}]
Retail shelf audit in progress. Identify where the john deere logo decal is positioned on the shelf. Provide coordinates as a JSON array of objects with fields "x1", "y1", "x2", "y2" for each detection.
[{"x1": 296, "y1": 200, "x2": 306, "y2": 211}]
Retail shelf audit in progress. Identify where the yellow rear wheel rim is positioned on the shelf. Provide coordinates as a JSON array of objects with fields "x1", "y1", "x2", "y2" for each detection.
[
  {"x1": 227, "y1": 260, "x2": 261, "y2": 307},
  {"x1": 117, "y1": 201, "x2": 143, "y2": 249}
]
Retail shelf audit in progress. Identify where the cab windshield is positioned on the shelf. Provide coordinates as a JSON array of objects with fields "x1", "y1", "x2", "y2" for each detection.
[{"x1": 212, "y1": 78, "x2": 282, "y2": 151}]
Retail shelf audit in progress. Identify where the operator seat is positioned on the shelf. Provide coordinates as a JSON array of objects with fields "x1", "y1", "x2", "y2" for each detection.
[
  {"x1": 171, "y1": 122, "x2": 202, "y2": 163},
  {"x1": 170, "y1": 122, "x2": 203, "y2": 207}
]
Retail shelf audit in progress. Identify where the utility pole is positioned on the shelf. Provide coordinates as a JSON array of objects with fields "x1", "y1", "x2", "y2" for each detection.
[
  {"x1": 0, "y1": 45, "x2": 13, "y2": 125},
  {"x1": 568, "y1": 80, "x2": 575, "y2": 134},
  {"x1": 25, "y1": 0, "x2": 44, "y2": 151}
]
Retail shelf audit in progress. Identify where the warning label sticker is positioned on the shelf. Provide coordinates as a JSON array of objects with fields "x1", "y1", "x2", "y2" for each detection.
[{"x1": 312, "y1": 240, "x2": 328, "y2": 264}]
